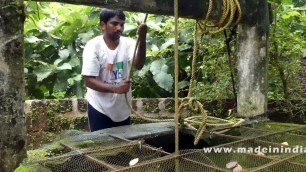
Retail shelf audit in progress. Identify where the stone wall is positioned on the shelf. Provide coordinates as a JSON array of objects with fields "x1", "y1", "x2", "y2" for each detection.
[
  {"x1": 24, "y1": 97, "x2": 305, "y2": 150},
  {"x1": 24, "y1": 98, "x2": 178, "y2": 149},
  {"x1": 24, "y1": 99, "x2": 88, "y2": 149},
  {"x1": 24, "y1": 98, "x2": 235, "y2": 149}
]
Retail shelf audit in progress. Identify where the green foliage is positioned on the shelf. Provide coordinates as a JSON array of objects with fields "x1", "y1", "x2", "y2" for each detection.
[
  {"x1": 266, "y1": 0, "x2": 306, "y2": 120},
  {"x1": 24, "y1": 2, "x2": 305, "y2": 102},
  {"x1": 192, "y1": 34, "x2": 236, "y2": 100},
  {"x1": 130, "y1": 14, "x2": 194, "y2": 98},
  {"x1": 24, "y1": 3, "x2": 233, "y2": 99},
  {"x1": 150, "y1": 59, "x2": 173, "y2": 92},
  {"x1": 24, "y1": 2, "x2": 100, "y2": 99},
  {"x1": 268, "y1": 0, "x2": 306, "y2": 100}
]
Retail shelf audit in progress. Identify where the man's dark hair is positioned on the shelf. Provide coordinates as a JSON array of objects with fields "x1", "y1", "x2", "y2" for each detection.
[{"x1": 100, "y1": 9, "x2": 125, "y2": 24}]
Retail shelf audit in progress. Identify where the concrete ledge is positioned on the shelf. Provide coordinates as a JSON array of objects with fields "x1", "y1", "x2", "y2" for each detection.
[{"x1": 94, "y1": 122, "x2": 174, "y2": 140}]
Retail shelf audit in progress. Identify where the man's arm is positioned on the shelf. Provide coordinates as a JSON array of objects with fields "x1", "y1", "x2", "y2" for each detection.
[
  {"x1": 84, "y1": 76, "x2": 131, "y2": 94},
  {"x1": 133, "y1": 24, "x2": 147, "y2": 70}
]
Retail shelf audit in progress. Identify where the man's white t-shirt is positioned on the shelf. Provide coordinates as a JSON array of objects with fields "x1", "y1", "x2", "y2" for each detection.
[{"x1": 81, "y1": 35, "x2": 136, "y2": 122}]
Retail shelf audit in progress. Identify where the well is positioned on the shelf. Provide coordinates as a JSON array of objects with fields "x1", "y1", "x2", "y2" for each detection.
[{"x1": 17, "y1": 121, "x2": 306, "y2": 172}]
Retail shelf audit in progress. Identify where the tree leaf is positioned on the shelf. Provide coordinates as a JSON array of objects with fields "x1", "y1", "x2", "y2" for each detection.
[
  {"x1": 302, "y1": 49, "x2": 306, "y2": 57},
  {"x1": 25, "y1": 36, "x2": 42, "y2": 43},
  {"x1": 78, "y1": 30, "x2": 94, "y2": 44},
  {"x1": 161, "y1": 38, "x2": 175, "y2": 49},
  {"x1": 54, "y1": 59, "x2": 63, "y2": 66},
  {"x1": 153, "y1": 72, "x2": 173, "y2": 92},
  {"x1": 281, "y1": 11, "x2": 300, "y2": 19},
  {"x1": 151, "y1": 44, "x2": 159, "y2": 52},
  {"x1": 34, "y1": 65, "x2": 54, "y2": 81},
  {"x1": 68, "y1": 56, "x2": 80, "y2": 68},
  {"x1": 178, "y1": 81, "x2": 190, "y2": 89},
  {"x1": 281, "y1": 0, "x2": 292, "y2": 5},
  {"x1": 72, "y1": 74, "x2": 82, "y2": 81},
  {"x1": 54, "y1": 80, "x2": 67, "y2": 91},
  {"x1": 57, "y1": 63, "x2": 72, "y2": 70},
  {"x1": 58, "y1": 49, "x2": 70, "y2": 59},
  {"x1": 178, "y1": 44, "x2": 192, "y2": 51},
  {"x1": 138, "y1": 65, "x2": 150, "y2": 77},
  {"x1": 150, "y1": 59, "x2": 168, "y2": 75},
  {"x1": 123, "y1": 24, "x2": 138, "y2": 34},
  {"x1": 24, "y1": 68, "x2": 28, "y2": 74},
  {"x1": 68, "y1": 75, "x2": 82, "y2": 85}
]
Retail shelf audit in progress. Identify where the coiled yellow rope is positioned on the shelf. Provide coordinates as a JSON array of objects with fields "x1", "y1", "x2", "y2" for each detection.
[{"x1": 198, "y1": 0, "x2": 242, "y2": 34}]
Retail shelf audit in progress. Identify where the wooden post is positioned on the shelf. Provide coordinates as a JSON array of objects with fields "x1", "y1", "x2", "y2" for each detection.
[{"x1": 0, "y1": 0, "x2": 27, "y2": 171}]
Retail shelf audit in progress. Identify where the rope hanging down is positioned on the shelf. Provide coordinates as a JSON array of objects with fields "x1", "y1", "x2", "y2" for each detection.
[
  {"x1": 175, "y1": 0, "x2": 244, "y2": 145},
  {"x1": 126, "y1": 1, "x2": 244, "y2": 146},
  {"x1": 174, "y1": 0, "x2": 180, "y2": 159}
]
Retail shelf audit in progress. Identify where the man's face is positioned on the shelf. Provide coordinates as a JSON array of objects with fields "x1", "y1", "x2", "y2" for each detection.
[{"x1": 102, "y1": 15, "x2": 125, "y2": 41}]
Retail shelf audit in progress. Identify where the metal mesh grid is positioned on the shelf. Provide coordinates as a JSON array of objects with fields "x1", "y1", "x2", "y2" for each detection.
[
  {"x1": 22, "y1": 122, "x2": 306, "y2": 172},
  {"x1": 288, "y1": 128, "x2": 306, "y2": 135},
  {"x1": 223, "y1": 127, "x2": 268, "y2": 138},
  {"x1": 88, "y1": 144, "x2": 167, "y2": 168},
  {"x1": 254, "y1": 160, "x2": 306, "y2": 172},
  {"x1": 40, "y1": 154, "x2": 110, "y2": 172},
  {"x1": 247, "y1": 122, "x2": 303, "y2": 131},
  {"x1": 217, "y1": 137, "x2": 295, "y2": 159},
  {"x1": 116, "y1": 155, "x2": 227, "y2": 172},
  {"x1": 201, "y1": 132, "x2": 241, "y2": 146},
  {"x1": 257, "y1": 132, "x2": 306, "y2": 147},
  {"x1": 29, "y1": 133, "x2": 170, "y2": 172},
  {"x1": 289, "y1": 153, "x2": 306, "y2": 164},
  {"x1": 179, "y1": 149, "x2": 273, "y2": 171}
]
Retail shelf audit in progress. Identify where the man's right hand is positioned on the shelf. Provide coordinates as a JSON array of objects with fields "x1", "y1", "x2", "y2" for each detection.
[
  {"x1": 137, "y1": 23, "x2": 148, "y2": 38},
  {"x1": 114, "y1": 80, "x2": 131, "y2": 94}
]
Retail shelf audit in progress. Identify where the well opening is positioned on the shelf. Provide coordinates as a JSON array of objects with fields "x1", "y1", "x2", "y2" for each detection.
[{"x1": 143, "y1": 130, "x2": 239, "y2": 154}]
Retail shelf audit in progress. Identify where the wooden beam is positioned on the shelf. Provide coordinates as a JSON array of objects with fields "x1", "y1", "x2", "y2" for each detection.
[{"x1": 33, "y1": 0, "x2": 263, "y2": 24}]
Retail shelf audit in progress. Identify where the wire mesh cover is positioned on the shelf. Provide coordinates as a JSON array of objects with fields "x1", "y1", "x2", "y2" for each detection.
[
  {"x1": 179, "y1": 149, "x2": 273, "y2": 170},
  {"x1": 38, "y1": 144, "x2": 168, "y2": 172},
  {"x1": 23, "y1": 122, "x2": 306, "y2": 172}
]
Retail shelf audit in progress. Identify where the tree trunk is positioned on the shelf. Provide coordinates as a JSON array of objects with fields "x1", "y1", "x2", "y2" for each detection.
[{"x1": 0, "y1": 0, "x2": 27, "y2": 171}]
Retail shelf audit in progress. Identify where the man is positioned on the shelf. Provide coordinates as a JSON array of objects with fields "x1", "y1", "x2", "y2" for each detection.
[{"x1": 81, "y1": 9, "x2": 147, "y2": 131}]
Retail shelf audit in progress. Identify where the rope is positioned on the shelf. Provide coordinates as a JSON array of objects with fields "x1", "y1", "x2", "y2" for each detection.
[
  {"x1": 198, "y1": 0, "x2": 242, "y2": 35},
  {"x1": 176, "y1": 0, "x2": 243, "y2": 145},
  {"x1": 174, "y1": 0, "x2": 180, "y2": 159},
  {"x1": 187, "y1": 24, "x2": 198, "y2": 98},
  {"x1": 124, "y1": 14, "x2": 177, "y2": 123},
  {"x1": 125, "y1": 1, "x2": 244, "y2": 146},
  {"x1": 124, "y1": 13, "x2": 172, "y2": 123},
  {"x1": 127, "y1": 13, "x2": 148, "y2": 79}
]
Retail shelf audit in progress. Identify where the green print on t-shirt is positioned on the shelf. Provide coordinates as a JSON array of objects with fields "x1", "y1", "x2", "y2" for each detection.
[{"x1": 109, "y1": 61, "x2": 124, "y2": 80}]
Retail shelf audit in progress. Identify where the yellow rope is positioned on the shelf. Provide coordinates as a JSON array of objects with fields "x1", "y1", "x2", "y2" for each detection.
[
  {"x1": 187, "y1": 24, "x2": 198, "y2": 98},
  {"x1": 198, "y1": 0, "x2": 242, "y2": 34},
  {"x1": 174, "y1": 0, "x2": 180, "y2": 159},
  {"x1": 178, "y1": 0, "x2": 243, "y2": 145},
  {"x1": 126, "y1": 0, "x2": 244, "y2": 146}
]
